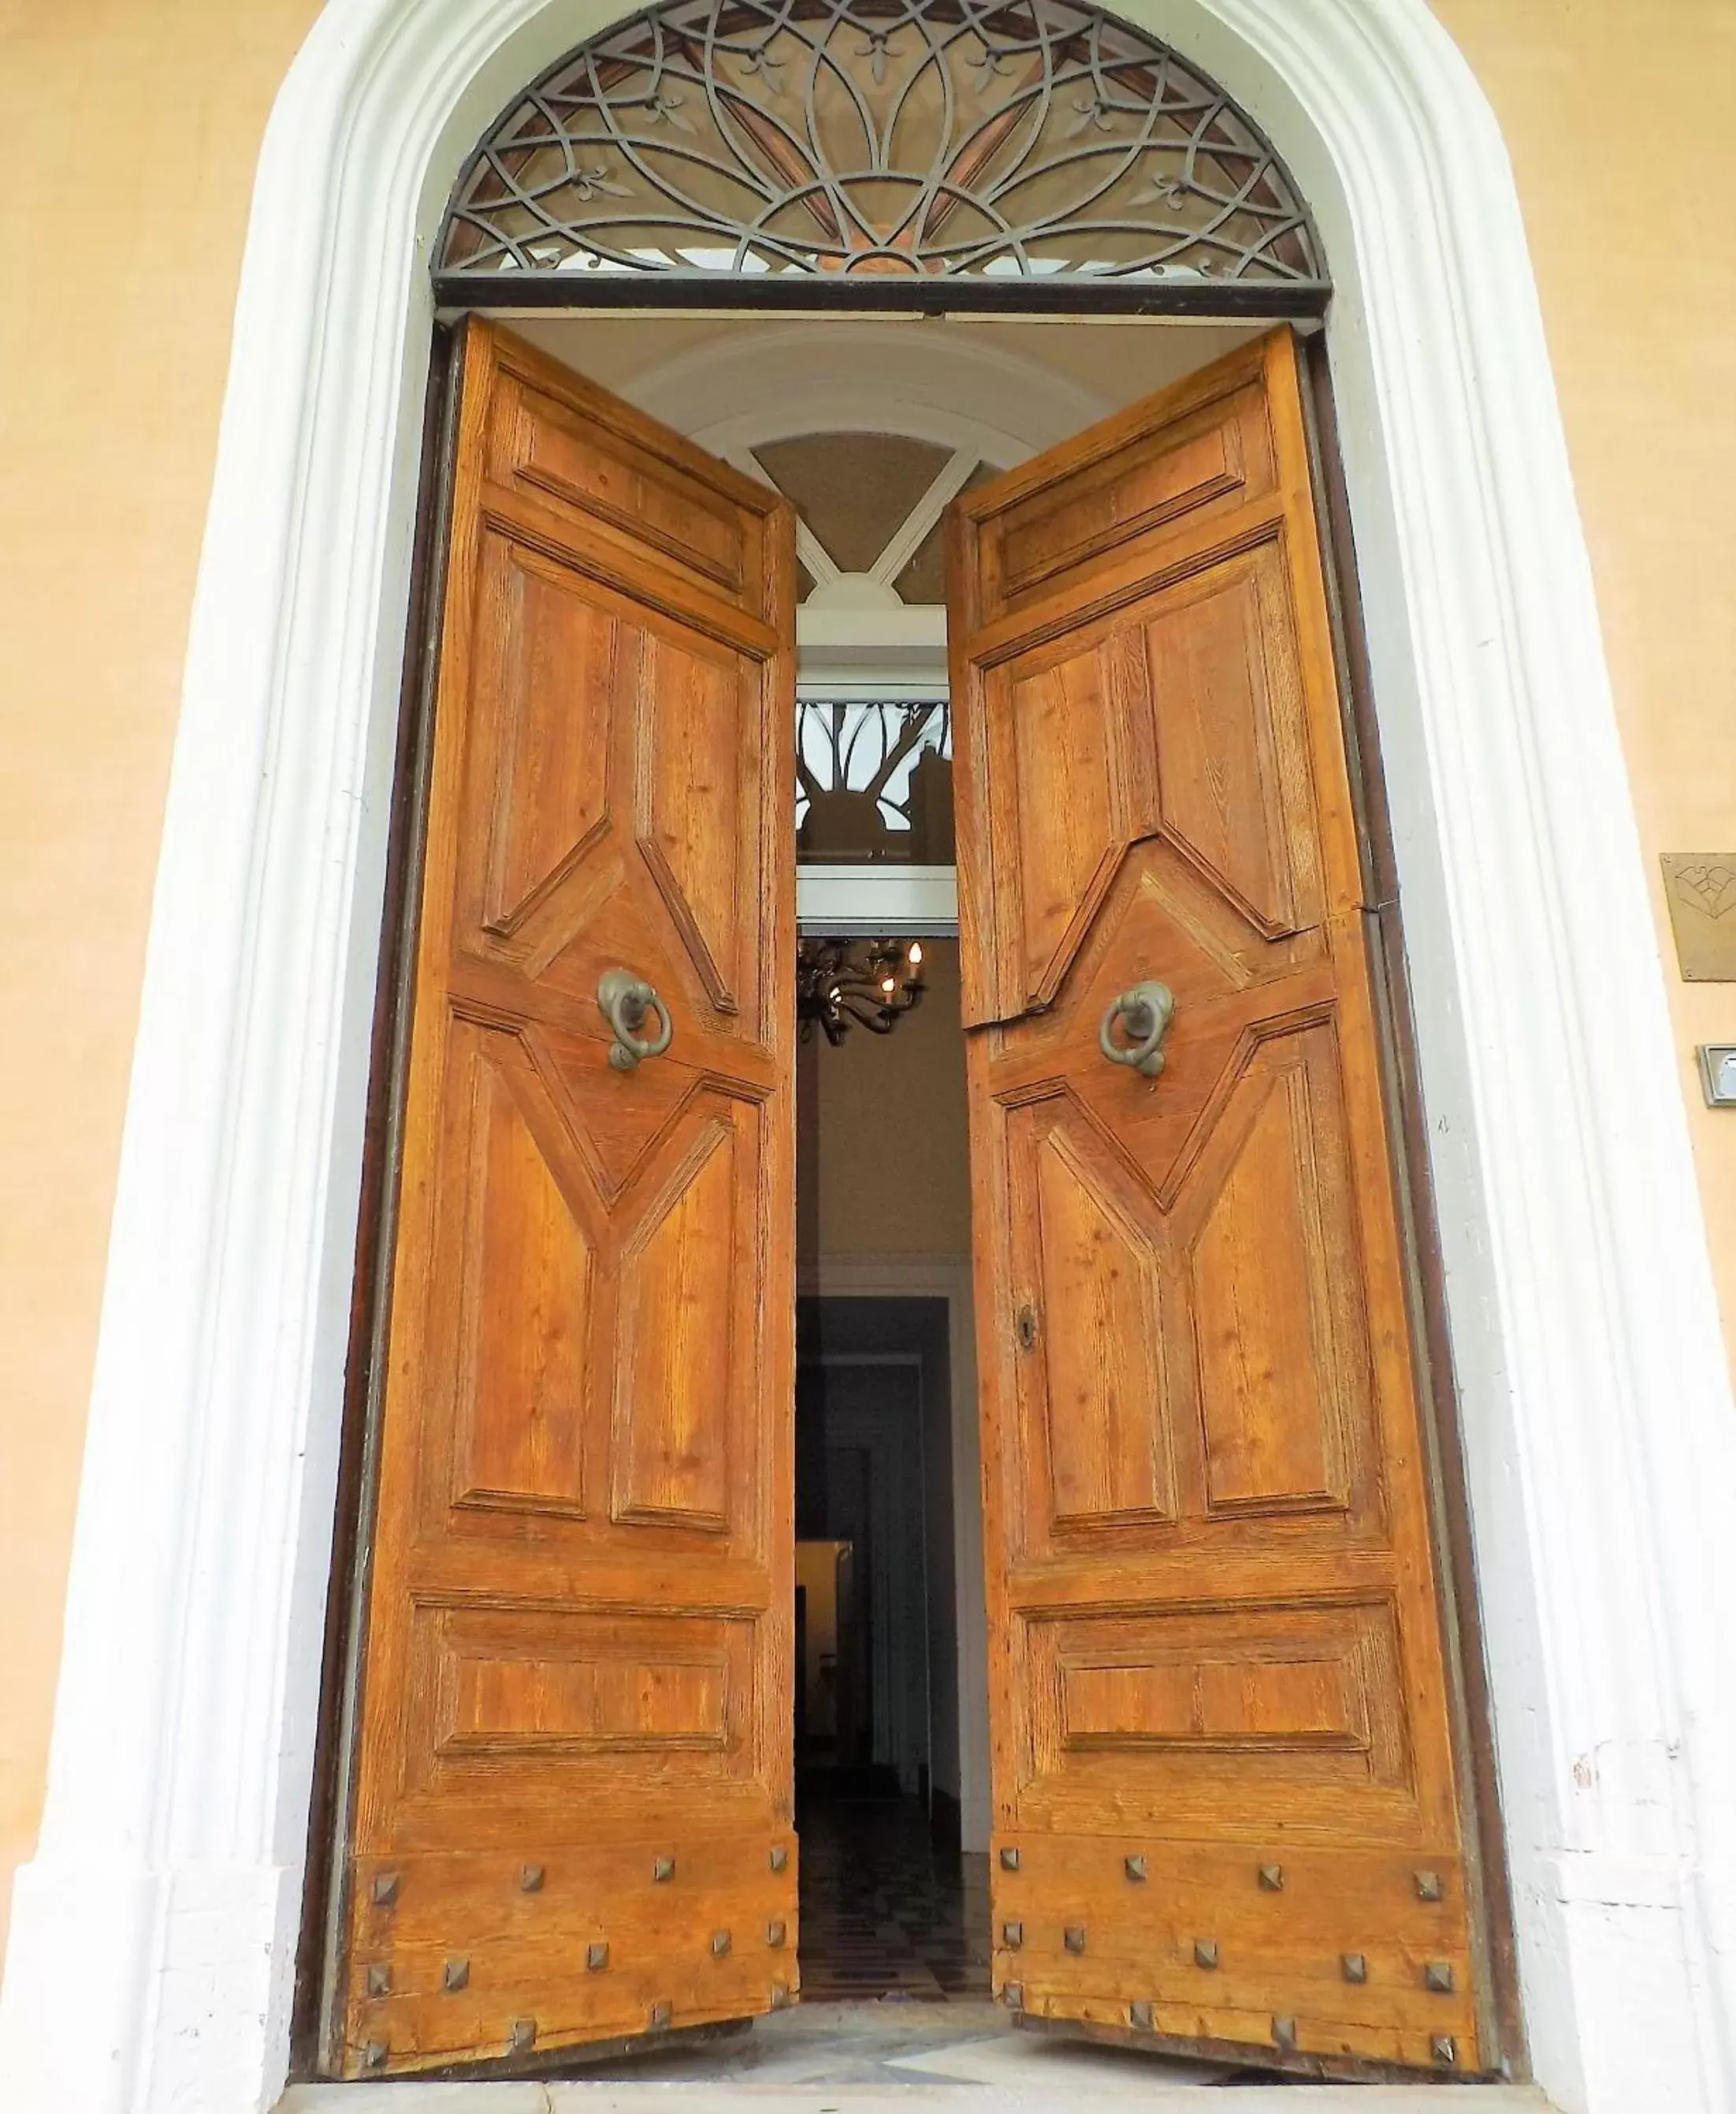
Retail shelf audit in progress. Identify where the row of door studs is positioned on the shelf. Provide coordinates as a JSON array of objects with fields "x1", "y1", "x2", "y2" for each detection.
[
  {"x1": 995, "y1": 1848, "x2": 1460, "y2": 2068},
  {"x1": 997, "y1": 1918, "x2": 1455, "y2": 1993},
  {"x1": 361, "y1": 1915, "x2": 789, "y2": 2004},
  {"x1": 370, "y1": 1842, "x2": 791, "y2": 1911},
  {"x1": 359, "y1": 1848, "x2": 797, "y2": 2068},
  {"x1": 997, "y1": 1846, "x2": 1448, "y2": 1903},
  {"x1": 995, "y1": 1986, "x2": 1459, "y2": 2070},
  {"x1": 359, "y1": 1983, "x2": 797, "y2": 2071}
]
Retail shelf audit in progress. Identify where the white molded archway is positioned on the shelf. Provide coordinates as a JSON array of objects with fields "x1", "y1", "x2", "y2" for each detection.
[
  {"x1": 623, "y1": 315, "x2": 1113, "y2": 683},
  {"x1": 3, "y1": 3, "x2": 1734, "y2": 2111},
  {"x1": 627, "y1": 316, "x2": 1111, "y2": 463}
]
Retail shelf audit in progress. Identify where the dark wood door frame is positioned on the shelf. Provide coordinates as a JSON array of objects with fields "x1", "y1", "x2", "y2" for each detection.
[
  {"x1": 289, "y1": 320, "x2": 463, "y2": 2075},
  {"x1": 1299, "y1": 333, "x2": 1525, "y2": 2075}
]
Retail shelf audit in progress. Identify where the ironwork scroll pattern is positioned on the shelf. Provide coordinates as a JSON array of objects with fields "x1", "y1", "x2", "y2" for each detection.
[
  {"x1": 439, "y1": 0, "x2": 1323, "y2": 284},
  {"x1": 796, "y1": 696, "x2": 953, "y2": 861}
]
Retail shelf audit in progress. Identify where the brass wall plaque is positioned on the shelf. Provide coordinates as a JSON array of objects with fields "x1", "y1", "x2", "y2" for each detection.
[{"x1": 1661, "y1": 856, "x2": 1736, "y2": 981}]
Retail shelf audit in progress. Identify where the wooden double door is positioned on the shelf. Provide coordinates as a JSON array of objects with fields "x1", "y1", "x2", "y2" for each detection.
[{"x1": 324, "y1": 320, "x2": 1495, "y2": 2079}]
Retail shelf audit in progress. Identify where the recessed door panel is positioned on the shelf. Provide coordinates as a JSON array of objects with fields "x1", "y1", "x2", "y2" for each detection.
[
  {"x1": 611, "y1": 1111, "x2": 745, "y2": 1532},
  {"x1": 1031, "y1": 1119, "x2": 1173, "y2": 1532},
  {"x1": 1190, "y1": 1040, "x2": 1364, "y2": 1520},
  {"x1": 476, "y1": 556, "x2": 621, "y2": 936},
  {"x1": 441, "y1": 1022, "x2": 595, "y2": 1518},
  {"x1": 1146, "y1": 546, "x2": 1319, "y2": 938}
]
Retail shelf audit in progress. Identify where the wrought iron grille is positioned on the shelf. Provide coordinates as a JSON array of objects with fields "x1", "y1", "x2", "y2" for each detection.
[
  {"x1": 796, "y1": 696, "x2": 953, "y2": 861},
  {"x1": 438, "y1": 0, "x2": 1324, "y2": 287}
]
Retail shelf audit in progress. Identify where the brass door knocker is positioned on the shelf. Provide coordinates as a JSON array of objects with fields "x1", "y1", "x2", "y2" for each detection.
[
  {"x1": 597, "y1": 969, "x2": 674, "y2": 1071},
  {"x1": 1098, "y1": 981, "x2": 1176, "y2": 1078}
]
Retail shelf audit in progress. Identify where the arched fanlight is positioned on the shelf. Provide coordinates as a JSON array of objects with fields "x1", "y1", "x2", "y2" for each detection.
[{"x1": 437, "y1": 0, "x2": 1325, "y2": 291}]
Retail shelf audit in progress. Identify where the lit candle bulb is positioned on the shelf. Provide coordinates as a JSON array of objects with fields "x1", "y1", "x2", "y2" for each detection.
[{"x1": 908, "y1": 941, "x2": 924, "y2": 966}]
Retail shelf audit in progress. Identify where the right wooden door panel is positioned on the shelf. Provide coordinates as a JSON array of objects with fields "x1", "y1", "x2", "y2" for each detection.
[{"x1": 949, "y1": 329, "x2": 1489, "y2": 2074}]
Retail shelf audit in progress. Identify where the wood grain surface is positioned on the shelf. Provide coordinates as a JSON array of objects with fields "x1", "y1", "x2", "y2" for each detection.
[
  {"x1": 334, "y1": 322, "x2": 798, "y2": 2076},
  {"x1": 946, "y1": 328, "x2": 1488, "y2": 2077}
]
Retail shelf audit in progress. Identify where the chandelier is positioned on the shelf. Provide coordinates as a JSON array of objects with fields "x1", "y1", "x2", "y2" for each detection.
[{"x1": 797, "y1": 938, "x2": 926, "y2": 1045}]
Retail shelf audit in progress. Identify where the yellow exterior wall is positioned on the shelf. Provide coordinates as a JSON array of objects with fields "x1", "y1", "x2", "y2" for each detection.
[
  {"x1": 0, "y1": 0, "x2": 324, "y2": 1955},
  {"x1": 0, "y1": 0, "x2": 1731, "y2": 1973},
  {"x1": 1427, "y1": 0, "x2": 1736, "y2": 1363}
]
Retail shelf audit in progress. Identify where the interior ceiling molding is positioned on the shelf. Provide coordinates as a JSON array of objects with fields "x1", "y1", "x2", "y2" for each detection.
[
  {"x1": 436, "y1": 0, "x2": 1326, "y2": 288},
  {"x1": 796, "y1": 602, "x2": 950, "y2": 687},
  {"x1": 615, "y1": 315, "x2": 1111, "y2": 463},
  {"x1": 5, "y1": 2, "x2": 1735, "y2": 2112}
]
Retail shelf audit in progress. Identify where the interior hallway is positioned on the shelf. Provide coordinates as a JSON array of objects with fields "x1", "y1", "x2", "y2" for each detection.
[{"x1": 794, "y1": 1795, "x2": 989, "y2": 2002}]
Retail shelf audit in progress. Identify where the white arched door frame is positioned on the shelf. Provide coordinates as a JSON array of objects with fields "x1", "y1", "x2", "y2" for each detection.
[{"x1": 3, "y1": 3, "x2": 1734, "y2": 2112}]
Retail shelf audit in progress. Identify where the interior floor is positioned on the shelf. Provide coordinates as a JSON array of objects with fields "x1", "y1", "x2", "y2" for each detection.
[
  {"x1": 795, "y1": 1792, "x2": 990, "y2": 2003},
  {"x1": 519, "y1": 1998, "x2": 1236, "y2": 2089}
]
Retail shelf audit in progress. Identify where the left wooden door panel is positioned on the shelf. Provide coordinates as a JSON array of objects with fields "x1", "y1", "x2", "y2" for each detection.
[{"x1": 329, "y1": 322, "x2": 798, "y2": 2076}]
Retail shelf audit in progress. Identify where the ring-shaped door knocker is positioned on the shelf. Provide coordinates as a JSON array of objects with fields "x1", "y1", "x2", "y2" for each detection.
[
  {"x1": 1098, "y1": 980, "x2": 1176, "y2": 1078},
  {"x1": 598, "y1": 967, "x2": 675, "y2": 1071}
]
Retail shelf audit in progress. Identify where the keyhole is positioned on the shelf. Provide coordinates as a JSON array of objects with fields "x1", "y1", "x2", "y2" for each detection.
[{"x1": 1017, "y1": 1305, "x2": 1038, "y2": 1350}]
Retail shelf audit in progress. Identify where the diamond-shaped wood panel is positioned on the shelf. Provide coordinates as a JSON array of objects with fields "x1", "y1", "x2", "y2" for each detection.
[{"x1": 522, "y1": 1014, "x2": 702, "y2": 1207}]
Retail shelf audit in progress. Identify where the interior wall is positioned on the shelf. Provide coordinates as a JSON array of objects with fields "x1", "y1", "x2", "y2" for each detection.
[
  {"x1": 796, "y1": 1359, "x2": 931, "y2": 1792},
  {"x1": 2, "y1": 0, "x2": 1733, "y2": 2000},
  {"x1": 793, "y1": 1537, "x2": 845, "y2": 1743},
  {"x1": 797, "y1": 947, "x2": 977, "y2": 1818},
  {"x1": 919, "y1": 1319, "x2": 962, "y2": 1820},
  {"x1": 796, "y1": 1299, "x2": 963, "y2": 1813},
  {"x1": 799, "y1": 943, "x2": 974, "y2": 1264}
]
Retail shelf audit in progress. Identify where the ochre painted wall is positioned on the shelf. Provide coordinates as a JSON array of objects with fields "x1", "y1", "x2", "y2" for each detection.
[
  {"x1": 1426, "y1": 0, "x2": 1736, "y2": 1368},
  {"x1": 0, "y1": 0, "x2": 324, "y2": 1955},
  {"x1": 1, "y1": 0, "x2": 1732, "y2": 1979}
]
